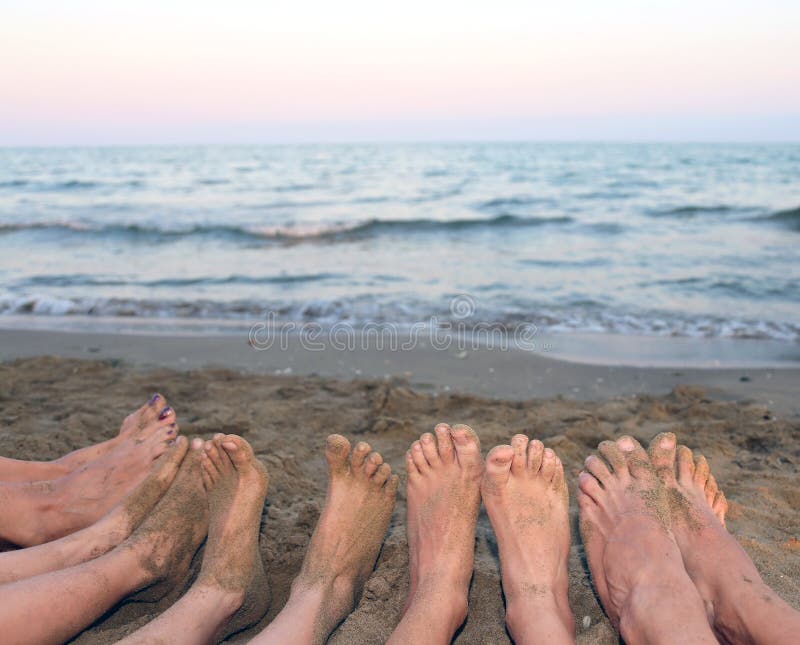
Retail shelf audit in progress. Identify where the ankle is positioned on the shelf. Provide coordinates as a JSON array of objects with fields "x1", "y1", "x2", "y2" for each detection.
[
  {"x1": 505, "y1": 588, "x2": 574, "y2": 639},
  {"x1": 405, "y1": 580, "x2": 468, "y2": 631}
]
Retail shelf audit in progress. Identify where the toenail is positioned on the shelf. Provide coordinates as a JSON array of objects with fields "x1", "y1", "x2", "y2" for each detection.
[
  {"x1": 167, "y1": 428, "x2": 176, "y2": 436},
  {"x1": 148, "y1": 393, "x2": 161, "y2": 406},
  {"x1": 158, "y1": 406, "x2": 173, "y2": 420},
  {"x1": 660, "y1": 437, "x2": 674, "y2": 448},
  {"x1": 413, "y1": 442, "x2": 422, "y2": 451},
  {"x1": 422, "y1": 434, "x2": 433, "y2": 443}
]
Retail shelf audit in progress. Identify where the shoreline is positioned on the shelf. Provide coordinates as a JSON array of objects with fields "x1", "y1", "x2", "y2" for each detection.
[{"x1": 2, "y1": 327, "x2": 799, "y2": 418}]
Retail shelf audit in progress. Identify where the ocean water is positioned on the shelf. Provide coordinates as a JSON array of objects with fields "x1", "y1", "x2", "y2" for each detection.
[{"x1": 0, "y1": 143, "x2": 798, "y2": 342}]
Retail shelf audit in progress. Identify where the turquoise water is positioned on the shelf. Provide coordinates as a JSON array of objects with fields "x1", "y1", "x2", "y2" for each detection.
[{"x1": 0, "y1": 143, "x2": 798, "y2": 341}]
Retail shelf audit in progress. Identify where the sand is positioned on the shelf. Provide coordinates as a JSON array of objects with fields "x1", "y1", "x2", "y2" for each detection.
[{"x1": 0, "y1": 352, "x2": 798, "y2": 644}]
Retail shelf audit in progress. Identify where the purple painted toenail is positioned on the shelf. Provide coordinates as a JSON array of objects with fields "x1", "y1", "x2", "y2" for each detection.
[
  {"x1": 158, "y1": 406, "x2": 173, "y2": 420},
  {"x1": 149, "y1": 393, "x2": 161, "y2": 406},
  {"x1": 167, "y1": 428, "x2": 176, "y2": 436}
]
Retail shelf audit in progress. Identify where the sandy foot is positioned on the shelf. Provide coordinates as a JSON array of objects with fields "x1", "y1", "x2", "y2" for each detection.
[
  {"x1": 252, "y1": 434, "x2": 397, "y2": 645},
  {"x1": 388, "y1": 423, "x2": 483, "y2": 644},
  {"x1": 649, "y1": 432, "x2": 800, "y2": 643},
  {"x1": 578, "y1": 435, "x2": 716, "y2": 643},
  {"x1": 120, "y1": 439, "x2": 209, "y2": 601},
  {"x1": 195, "y1": 433, "x2": 270, "y2": 639},
  {"x1": 482, "y1": 435, "x2": 574, "y2": 644}
]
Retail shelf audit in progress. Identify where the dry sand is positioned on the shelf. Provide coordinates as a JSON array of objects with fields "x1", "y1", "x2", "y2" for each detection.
[{"x1": 0, "y1": 355, "x2": 798, "y2": 644}]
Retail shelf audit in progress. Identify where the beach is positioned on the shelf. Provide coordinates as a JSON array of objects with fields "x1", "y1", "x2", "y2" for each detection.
[{"x1": 1, "y1": 329, "x2": 798, "y2": 643}]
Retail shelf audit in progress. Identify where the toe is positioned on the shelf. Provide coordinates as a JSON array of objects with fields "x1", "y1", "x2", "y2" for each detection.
[
  {"x1": 510, "y1": 434, "x2": 528, "y2": 475},
  {"x1": 484, "y1": 445, "x2": 514, "y2": 490},
  {"x1": 204, "y1": 439, "x2": 224, "y2": 470},
  {"x1": 450, "y1": 424, "x2": 483, "y2": 471},
  {"x1": 578, "y1": 470, "x2": 603, "y2": 503},
  {"x1": 351, "y1": 441, "x2": 371, "y2": 470},
  {"x1": 616, "y1": 435, "x2": 652, "y2": 478},
  {"x1": 385, "y1": 473, "x2": 400, "y2": 497},
  {"x1": 648, "y1": 432, "x2": 677, "y2": 483},
  {"x1": 434, "y1": 423, "x2": 455, "y2": 463},
  {"x1": 200, "y1": 463, "x2": 213, "y2": 490},
  {"x1": 540, "y1": 448, "x2": 557, "y2": 481},
  {"x1": 405, "y1": 450, "x2": 420, "y2": 479},
  {"x1": 584, "y1": 454, "x2": 612, "y2": 486},
  {"x1": 527, "y1": 439, "x2": 544, "y2": 472},
  {"x1": 191, "y1": 437, "x2": 205, "y2": 452},
  {"x1": 420, "y1": 432, "x2": 440, "y2": 467},
  {"x1": 158, "y1": 406, "x2": 175, "y2": 422},
  {"x1": 363, "y1": 451, "x2": 383, "y2": 478},
  {"x1": 212, "y1": 434, "x2": 235, "y2": 470},
  {"x1": 704, "y1": 474, "x2": 718, "y2": 507},
  {"x1": 693, "y1": 454, "x2": 710, "y2": 488},
  {"x1": 201, "y1": 456, "x2": 219, "y2": 485},
  {"x1": 676, "y1": 445, "x2": 695, "y2": 483},
  {"x1": 372, "y1": 463, "x2": 392, "y2": 487},
  {"x1": 712, "y1": 491, "x2": 728, "y2": 527},
  {"x1": 598, "y1": 440, "x2": 628, "y2": 477},
  {"x1": 552, "y1": 455, "x2": 566, "y2": 491},
  {"x1": 325, "y1": 434, "x2": 351, "y2": 476},
  {"x1": 220, "y1": 434, "x2": 255, "y2": 469},
  {"x1": 410, "y1": 441, "x2": 428, "y2": 474}
]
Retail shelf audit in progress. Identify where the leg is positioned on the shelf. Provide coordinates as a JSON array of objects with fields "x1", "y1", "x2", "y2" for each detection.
[
  {"x1": 0, "y1": 438, "x2": 207, "y2": 645},
  {"x1": 648, "y1": 432, "x2": 800, "y2": 644},
  {"x1": 251, "y1": 434, "x2": 397, "y2": 645},
  {"x1": 118, "y1": 434, "x2": 270, "y2": 644},
  {"x1": 0, "y1": 436, "x2": 188, "y2": 585},
  {"x1": 482, "y1": 436, "x2": 574, "y2": 644},
  {"x1": 388, "y1": 423, "x2": 483, "y2": 645},
  {"x1": 578, "y1": 435, "x2": 717, "y2": 644},
  {"x1": 0, "y1": 393, "x2": 167, "y2": 482},
  {"x1": 0, "y1": 411, "x2": 178, "y2": 547}
]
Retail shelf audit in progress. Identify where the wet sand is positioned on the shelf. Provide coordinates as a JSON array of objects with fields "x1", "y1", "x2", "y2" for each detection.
[{"x1": 0, "y1": 333, "x2": 798, "y2": 643}]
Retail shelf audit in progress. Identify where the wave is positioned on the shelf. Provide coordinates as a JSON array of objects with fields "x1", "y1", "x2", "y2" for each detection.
[
  {"x1": 15, "y1": 272, "x2": 343, "y2": 289},
  {"x1": 0, "y1": 214, "x2": 576, "y2": 244},
  {"x1": 648, "y1": 205, "x2": 736, "y2": 217},
  {"x1": 1, "y1": 293, "x2": 798, "y2": 341},
  {"x1": 757, "y1": 205, "x2": 800, "y2": 230}
]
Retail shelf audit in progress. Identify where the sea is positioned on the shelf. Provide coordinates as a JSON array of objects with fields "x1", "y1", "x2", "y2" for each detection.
[{"x1": 0, "y1": 143, "x2": 798, "y2": 347}]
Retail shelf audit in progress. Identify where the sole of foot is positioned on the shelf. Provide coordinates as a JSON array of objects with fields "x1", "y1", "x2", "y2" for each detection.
[
  {"x1": 578, "y1": 435, "x2": 716, "y2": 643},
  {"x1": 403, "y1": 423, "x2": 484, "y2": 632},
  {"x1": 121, "y1": 438, "x2": 209, "y2": 602},
  {"x1": 196, "y1": 433, "x2": 271, "y2": 640},
  {"x1": 482, "y1": 435, "x2": 574, "y2": 643}
]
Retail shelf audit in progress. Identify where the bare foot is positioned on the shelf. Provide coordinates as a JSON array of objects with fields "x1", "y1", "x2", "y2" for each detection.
[
  {"x1": 0, "y1": 413, "x2": 180, "y2": 547},
  {"x1": 0, "y1": 394, "x2": 171, "y2": 483},
  {"x1": 251, "y1": 435, "x2": 397, "y2": 645},
  {"x1": 196, "y1": 433, "x2": 270, "y2": 639},
  {"x1": 388, "y1": 423, "x2": 483, "y2": 645},
  {"x1": 117, "y1": 438, "x2": 209, "y2": 600},
  {"x1": 649, "y1": 432, "x2": 800, "y2": 644},
  {"x1": 578, "y1": 435, "x2": 716, "y2": 643},
  {"x1": 0, "y1": 435, "x2": 189, "y2": 585},
  {"x1": 482, "y1": 435, "x2": 574, "y2": 644}
]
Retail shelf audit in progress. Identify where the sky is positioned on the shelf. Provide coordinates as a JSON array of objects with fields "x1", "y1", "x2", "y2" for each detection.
[{"x1": 1, "y1": 1, "x2": 799, "y2": 145}]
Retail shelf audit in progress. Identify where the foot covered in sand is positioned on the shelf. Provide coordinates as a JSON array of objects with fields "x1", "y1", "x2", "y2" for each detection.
[
  {"x1": 195, "y1": 433, "x2": 270, "y2": 639},
  {"x1": 2, "y1": 404, "x2": 180, "y2": 547},
  {"x1": 118, "y1": 438, "x2": 208, "y2": 600},
  {"x1": 253, "y1": 434, "x2": 397, "y2": 645},
  {"x1": 578, "y1": 435, "x2": 716, "y2": 643},
  {"x1": 0, "y1": 435, "x2": 191, "y2": 585},
  {"x1": 482, "y1": 435, "x2": 574, "y2": 644},
  {"x1": 0, "y1": 393, "x2": 173, "y2": 484},
  {"x1": 649, "y1": 432, "x2": 800, "y2": 643},
  {"x1": 389, "y1": 423, "x2": 483, "y2": 643}
]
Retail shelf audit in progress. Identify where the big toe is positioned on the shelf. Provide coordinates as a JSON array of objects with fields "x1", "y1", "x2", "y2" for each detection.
[
  {"x1": 616, "y1": 435, "x2": 652, "y2": 478},
  {"x1": 221, "y1": 434, "x2": 256, "y2": 469},
  {"x1": 450, "y1": 424, "x2": 483, "y2": 470},
  {"x1": 483, "y1": 445, "x2": 514, "y2": 491},
  {"x1": 325, "y1": 434, "x2": 351, "y2": 476},
  {"x1": 648, "y1": 432, "x2": 677, "y2": 483}
]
